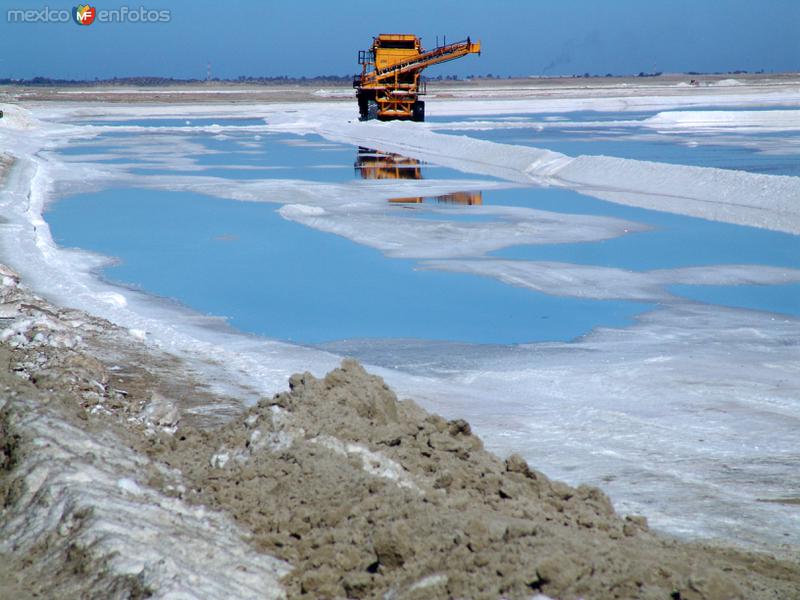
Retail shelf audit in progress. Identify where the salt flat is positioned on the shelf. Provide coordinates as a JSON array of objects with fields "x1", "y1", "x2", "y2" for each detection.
[{"x1": 1, "y1": 78, "x2": 799, "y2": 563}]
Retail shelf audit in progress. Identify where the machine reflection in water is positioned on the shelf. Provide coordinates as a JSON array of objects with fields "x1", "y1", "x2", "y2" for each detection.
[{"x1": 355, "y1": 147, "x2": 482, "y2": 205}]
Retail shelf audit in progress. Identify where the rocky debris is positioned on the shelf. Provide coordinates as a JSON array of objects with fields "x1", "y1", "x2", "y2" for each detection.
[
  {"x1": 0, "y1": 384, "x2": 289, "y2": 599},
  {"x1": 0, "y1": 266, "x2": 239, "y2": 429},
  {"x1": 148, "y1": 360, "x2": 800, "y2": 600},
  {"x1": 0, "y1": 268, "x2": 130, "y2": 418},
  {"x1": 141, "y1": 391, "x2": 181, "y2": 434},
  {"x1": 0, "y1": 265, "x2": 289, "y2": 598}
]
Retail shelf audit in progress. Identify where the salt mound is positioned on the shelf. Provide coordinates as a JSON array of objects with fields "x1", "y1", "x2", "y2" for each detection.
[
  {"x1": 0, "y1": 104, "x2": 38, "y2": 131},
  {"x1": 643, "y1": 110, "x2": 800, "y2": 131},
  {"x1": 712, "y1": 78, "x2": 743, "y2": 86}
]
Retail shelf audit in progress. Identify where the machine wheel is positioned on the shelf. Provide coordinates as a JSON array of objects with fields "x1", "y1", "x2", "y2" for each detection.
[
  {"x1": 412, "y1": 100, "x2": 425, "y2": 122},
  {"x1": 357, "y1": 94, "x2": 369, "y2": 121},
  {"x1": 357, "y1": 92, "x2": 379, "y2": 121}
]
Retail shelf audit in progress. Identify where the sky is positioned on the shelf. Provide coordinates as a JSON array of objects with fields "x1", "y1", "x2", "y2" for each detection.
[{"x1": 0, "y1": 0, "x2": 798, "y2": 80}]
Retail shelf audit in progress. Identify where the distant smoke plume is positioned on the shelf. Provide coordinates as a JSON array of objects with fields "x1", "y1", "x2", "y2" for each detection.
[{"x1": 542, "y1": 31, "x2": 602, "y2": 74}]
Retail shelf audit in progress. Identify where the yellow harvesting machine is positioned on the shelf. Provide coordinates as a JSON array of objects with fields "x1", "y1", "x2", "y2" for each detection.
[{"x1": 354, "y1": 34, "x2": 481, "y2": 122}]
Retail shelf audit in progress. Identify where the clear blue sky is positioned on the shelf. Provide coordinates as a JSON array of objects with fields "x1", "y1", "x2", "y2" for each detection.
[{"x1": 1, "y1": 0, "x2": 798, "y2": 79}]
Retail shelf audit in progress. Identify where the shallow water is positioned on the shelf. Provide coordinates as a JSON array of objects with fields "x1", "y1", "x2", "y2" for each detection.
[
  {"x1": 45, "y1": 188, "x2": 651, "y2": 344},
  {"x1": 458, "y1": 129, "x2": 800, "y2": 176},
  {"x1": 431, "y1": 109, "x2": 800, "y2": 176},
  {"x1": 85, "y1": 117, "x2": 269, "y2": 128},
  {"x1": 396, "y1": 186, "x2": 800, "y2": 317},
  {"x1": 483, "y1": 188, "x2": 800, "y2": 265},
  {"x1": 46, "y1": 114, "x2": 800, "y2": 341},
  {"x1": 669, "y1": 282, "x2": 800, "y2": 316},
  {"x1": 56, "y1": 125, "x2": 488, "y2": 182}
]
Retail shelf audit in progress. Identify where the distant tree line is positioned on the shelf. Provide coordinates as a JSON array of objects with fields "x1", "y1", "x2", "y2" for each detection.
[
  {"x1": 0, "y1": 69, "x2": 771, "y2": 86},
  {"x1": 0, "y1": 75, "x2": 357, "y2": 86}
]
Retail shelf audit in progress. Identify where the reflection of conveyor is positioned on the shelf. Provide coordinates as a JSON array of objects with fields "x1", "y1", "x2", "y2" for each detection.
[
  {"x1": 354, "y1": 147, "x2": 422, "y2": 180},
  {"x1": 436, "y1": 191, "x2": 483, "y2": 205},
  {"x1": 355, "y1": 147, "x2": 482, "y2": 205}
]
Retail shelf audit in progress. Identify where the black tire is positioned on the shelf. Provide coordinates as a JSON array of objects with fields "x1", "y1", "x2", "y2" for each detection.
[
  {"x1": 366, "y1": 100, "x2": 379, "y2": 121},
  {"x1": 412, "y1": 100, "x2": 425, "y2": 122},
  {"x1": 357, "y1": 92, "x2": 373, "y2": 121}
]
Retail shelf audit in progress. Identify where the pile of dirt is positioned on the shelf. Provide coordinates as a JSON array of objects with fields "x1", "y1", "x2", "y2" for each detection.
[{"x1": 146, "y1": 360, "x2": 800, "y2": 599}]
